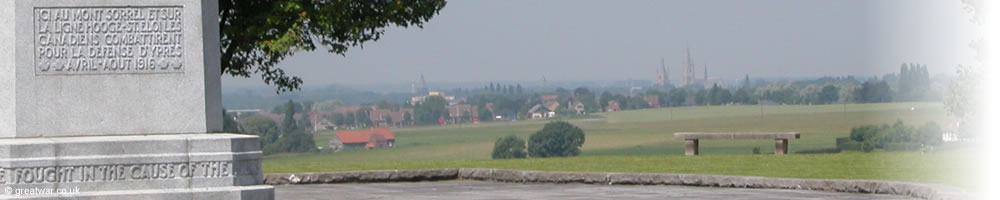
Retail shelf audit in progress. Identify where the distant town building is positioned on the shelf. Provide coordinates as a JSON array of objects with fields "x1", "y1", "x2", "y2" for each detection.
[
  {"x1": 678, "y1": 48, "x2": 724, "y2": 89},
  {"x1": 334, "y1": 105, "x2": 363, "y2": 115},
  {"x1": 656, "y1": 58, "x2": 669, "y2": 86},
  {"x1": 681, "y1": 48, "x2": 696, "y2": 86},
  {"x1": 567, "y1": 97, "x2": 586, "y2": 114},
  {"x1": 412, "y1": 74, "x2": 429, "y2": 95},
  {"x1": 446, "y1": 104, "x2": 478, "y2": 123},
  {"x1": 309, "y1": 112, "x2": 336, "y2": 132},
  {"x1": 539, "y1": 75, "x2": 547, "y2": 91},
  {"x1": 942, "y1": 119, "x2": 964, "y2": 142},
  {"x1": 369, "y1": 108, "x2": 414, "y2": 127},
  {"x1": 644, "y1": 95, "x2": 660, "y2": 108},
  {"x1": 605, "y1": 100, "x2": 622, "y2": 112},
  {"x1": 528, "y1": 104, "x2": 555, "y2": 119},
  {"x1": 541, "y1": 95, "x2": 559, "y2": 103},
  {"x1": 411, "y1": 90, "x2": 462, "y2": 105}
]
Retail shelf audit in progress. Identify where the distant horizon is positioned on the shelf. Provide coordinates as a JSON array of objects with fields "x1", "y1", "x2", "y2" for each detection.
[
  {"x1": 224, "y1": 72, "x2": 954, "y2": 92},
  {"x1": 222, "y1": 0, "x2": 978, "y2": 89}
]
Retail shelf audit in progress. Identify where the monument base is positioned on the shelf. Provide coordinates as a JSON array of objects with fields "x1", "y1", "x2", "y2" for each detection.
[{"x1": 0, "y1": 134, "x2": 273, "y2": 200}]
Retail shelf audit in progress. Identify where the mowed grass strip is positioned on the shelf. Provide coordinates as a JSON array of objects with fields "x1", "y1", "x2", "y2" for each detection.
[{"x1": 264, "y1": 152, "x2": 976, "y2": 190}]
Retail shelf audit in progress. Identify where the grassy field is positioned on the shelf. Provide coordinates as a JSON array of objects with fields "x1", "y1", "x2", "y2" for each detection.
[{"x1": 264, "y1": 102, "x2": 978, "y2": 189}]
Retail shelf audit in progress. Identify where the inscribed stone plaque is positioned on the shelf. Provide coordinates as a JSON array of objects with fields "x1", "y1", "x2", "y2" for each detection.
[{"x1": 33, "y1": 6, "x2": 186, "y2": 75}]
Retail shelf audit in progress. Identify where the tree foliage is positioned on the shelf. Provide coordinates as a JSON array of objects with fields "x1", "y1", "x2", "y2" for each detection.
[
  {"x1": 945, "y1": 65, "x2": 981, "y2": 138},
  {"x1": 281, "y1": 100, "x2": 298, "y2": 133},
  {"x1": 527, "y1": 121, "x2": 585, "y2": 158},
  {"x1": 355, "y1": 107, "x2": 373, "y2": 127},
  {"x1": 262, "y1": 100, "x2": 317, "y2": 154},
  {"x1": 848, "y1": 120, "x2": 941, "y2": 152},
  {"x1": 817, "y1": 85, "x2": 839, "y2": 104},
  {"x1": 414, "y1": 96, "x2": 448, "y2": 125},
  {"x1": 853, "y1": 80, "x2": 892, "y2": 103},
  {"x1": 491, "y1": 135, "x2": 527, "y2": 159},
  {"x1": 222, "y1": 109, "x2": 241, "y2": 133},
  {"x1": 896, "y1": 63, "x2": 932, "y2": 101},
  {"x1": 667, "y1": 88, "x2": 688, "y2": 106},
  {"x1": 573, "y1": 87, "x2": 599, "y2": 113},
  {"x1": 240, "y1": 114, "x2": 280, "y2": 147},
  {"x1": 220, "y1": 0, "x2": 447, "y2": 92}
]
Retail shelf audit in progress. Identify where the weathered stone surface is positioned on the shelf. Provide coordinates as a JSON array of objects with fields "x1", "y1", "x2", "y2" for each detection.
[
  {"x1": 0, "y1": 134, "x2": 271, "y2": 199},
  {"x1": 264, "y1": 169, "x2": 461, "y2": 185},
  {"x1": 0, "y1": 0, "x2": 223, "y2": 138},
  {"x1": 457, "y1": 168, "x2": 493, "y2": 180},
  {"x1": 395, "y1": 169, "x2": 458, "y2": 181},
  {"x1": 265, "y1": 169, "x2": 970, "y2": 200},
  {"x1": 276, "y1": 181, "x2": 919, "y2": 200},
  {"x1": 0, "y1": 0, "x2": 272, "y2": 198}
]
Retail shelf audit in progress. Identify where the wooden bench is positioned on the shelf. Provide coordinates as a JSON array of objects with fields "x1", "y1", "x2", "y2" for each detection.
[{"x1": 673, "y1": 132, "x2": 800, "y2": 156}]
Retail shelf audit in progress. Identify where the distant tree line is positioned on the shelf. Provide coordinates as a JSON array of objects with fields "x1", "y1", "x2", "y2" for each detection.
[
  {"x1": 239, "y1": 63, "x2": 941, "y2": 131},
  {"x1": 485, "y1": 82, "x2": 523, "y2": 95},
  {"x1": 237, "y1": 100, "x2": 317, "y2": 154}
]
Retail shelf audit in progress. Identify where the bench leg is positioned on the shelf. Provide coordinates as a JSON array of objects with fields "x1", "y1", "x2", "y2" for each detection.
[
  {"x1": 774, "y1": 139, "x2": 788, "y2": 155},
  {"x1": 684, "y1": 139, "x2": 699, "y2": 156}
]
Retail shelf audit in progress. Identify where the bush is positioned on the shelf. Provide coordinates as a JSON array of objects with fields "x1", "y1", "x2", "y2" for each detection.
[
  {"x1": 847, "y1": 120, "x2": 944, "y2": 152},
  {"x1": 751, "y1": 147, "x2": 761, "y2": 154},
  {"x1": 835, "y1": 137, "x2": 851, "y2": 146},
  {"x1": 849, "y1": 125, "x2": 880, "y2": 142},
  {"x1": 884, "y1": 142, "x2": 923, "y2": 152},
  {"x1": 915, "y1": 122, "x2": 942, "y2": 146},
  {"x1": 862, "y1": 142, "x2": 876, "y2": 152},
  {"x1": 492, "y1": 135, "x2": 527, "y2": 159},
  {"x1": 795, "y1": 148, "x2": 842, "y2": 154},
  {"x1": 837, "y1": 140, "x2": 864, "y2": 151},
  {"x1": 528, "y1": 121, "x2": 586, "y2": 158}
]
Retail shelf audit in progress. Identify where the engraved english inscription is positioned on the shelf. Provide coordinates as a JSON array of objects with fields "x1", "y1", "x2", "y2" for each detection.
[{"x1": 34, "y1": 6, "x2": 184, "y2": 75}]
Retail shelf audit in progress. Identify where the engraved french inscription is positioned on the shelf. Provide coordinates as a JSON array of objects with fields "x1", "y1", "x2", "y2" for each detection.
[{"x1": 33, "y1": 6, "x2": 184, "y2": 75}]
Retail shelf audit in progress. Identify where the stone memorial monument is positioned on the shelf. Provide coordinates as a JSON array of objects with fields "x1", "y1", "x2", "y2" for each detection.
[{"x1": 0, "y1": 0, "x2": 274, "y2": 199}]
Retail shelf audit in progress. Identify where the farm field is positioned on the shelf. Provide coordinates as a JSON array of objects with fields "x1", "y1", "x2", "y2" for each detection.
[{"x1": 265, "y1": 102, "x2": 978, "y2": 189}]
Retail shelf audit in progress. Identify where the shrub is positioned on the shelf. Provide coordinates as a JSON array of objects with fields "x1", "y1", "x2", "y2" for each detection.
[
  {"x1": 752, "y1": 147, "x2": 761, "y2": 154},
  {"x1": 915, "y1": 122, "x2": 942, "y2": 146},
  {"x1": 795, "y1": 148, "x2": 842, "y2": 154},
  {"x1": 849, "y1": 125, "x2": 880, "y2": 143},
  {"x1": 492, "y1": 135, "x2": 527, "y2": 159},
  {"x1": 528, "y1": 121, "x2": 586, "y2": 158},
  {"x1": 837, "y1": 140, "x2": 864, "y2": 151},
  {"x1": 835, "y1": 137, "x2": 851, "y2": 146},
  {"x1": 861, "y1": 142, "x2": 876, "y2": 152},
  {"x1": 847, "y1": 120, "x2": 945, "y2": 152},
  {"x1": 885, "y1": 142, "x2": 923, "y2": 152}
]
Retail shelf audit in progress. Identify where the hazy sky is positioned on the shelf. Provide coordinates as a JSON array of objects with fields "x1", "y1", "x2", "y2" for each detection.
[{"x1": 222, "y1": 0, "x2": 979, "y2": 88}]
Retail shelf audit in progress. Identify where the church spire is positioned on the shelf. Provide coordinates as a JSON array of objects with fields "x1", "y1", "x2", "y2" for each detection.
[{"x1": 703, "y1": 63, "x2": 708, "y2": 80}]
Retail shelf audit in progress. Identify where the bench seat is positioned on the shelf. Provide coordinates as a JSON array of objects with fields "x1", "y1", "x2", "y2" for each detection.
[{"x1": 672, "y1": 132, "x2": 800, "y2": 156}]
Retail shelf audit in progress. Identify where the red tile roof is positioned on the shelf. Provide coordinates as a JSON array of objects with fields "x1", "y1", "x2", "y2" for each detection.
[
  {"x1": 335, "y1": 130, "x2": 371, "y2": 144},
  {"x1": 541, "y1": 95, "x2": 559, "y2": 102},
  {"x1": 334, "y1": 106, "x2": 361, "y2": 114},
  {"x1": 335, "y1": 128, "x2": 395, "y2": 144},
  {"x1": 371, "y1": 128, "x2": 395, "y2": 140}
]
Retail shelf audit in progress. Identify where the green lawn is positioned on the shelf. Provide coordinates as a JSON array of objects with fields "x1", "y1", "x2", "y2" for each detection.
[{"x1": 264, "y1": 102, "x2": 977, "y2": 189}]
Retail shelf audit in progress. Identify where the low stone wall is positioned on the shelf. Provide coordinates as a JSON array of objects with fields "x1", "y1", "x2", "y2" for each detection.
[
  {"x1": 264, "y1": 169, "x2": 460, "y2": 184},
  {"x1": 264, "y1": 168, "x2": 968, "y2": 200}
]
